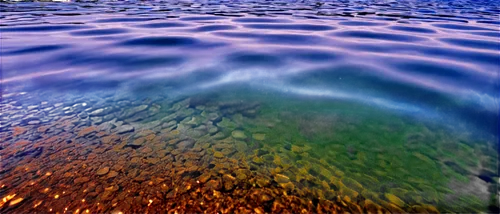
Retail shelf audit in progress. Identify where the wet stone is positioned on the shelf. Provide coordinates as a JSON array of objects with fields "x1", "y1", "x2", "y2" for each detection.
[
  {"x1": 131, "y1": 138, "x2": 145, "y2": 147},
  {"x1": 205, "y1": 179, "x2": 221, "y2": 191},
  {"x1": 223, "y1": 174, "x2": 237, "y2": 191},
  {"x1": 9, "y1": 198, "x2": 24, "y2": 206},
  {"x1": 131, "y1": 157, "x2": 141, "y2": 164},
  {"x1": 231, "y1": 130, "x2": 247, "y2": 139},
  {"x1": 291, "y1": 145, "x2": 304, "y2": 153},
  {"x1": 140, "y1": 147, "x2": 153, "y2": 154},
  {"x1": 177, "y1": 140, "x2": 195, "y2": 150},
  {"x1": 252, "y1": 133, "x2": 266, "y2": 141},
  {"x1": 97, "y1": 167, "x2": 110, "y2": 175},
  {"x1": 386, "y1": 202, "x2": 405, "y2": 213},
  {"x1": 214, "y1": 151, "x2": 224, "y2": 158},
  {"x1": 146, "y1": 158, "x2": 160, "y2": 164},
  {"x1": 280, "y1": 182, "x2": 295, "y2": 191},
  {"x1": 256, "y1": 178, "x2": 270, "y2": 187},
  {"x1": 385, "y1": 193, "x2": 405, "y2": 207},
  {"x1": 235, "y1": 169, "x2": 248, "y2": 180},
  {"x1": 343, "y1": 177, "x2": 363, "y2": 192},
  {"x1": 340, "y1": 185, "x2": 359, "y2": 199},
  {"x1": 78, "y1": 127, "x2": 97, "y2": 137},
  {"x1": 117, "y1": 125, "x2": 134, "y2": 134},
  {"x1": 74, "y1": 177, "x2": 90, "y2": 184},
  {"x1": 144, "y1": 134, "x2": 156, "y2": 141},
  {"x1": 274, "y1": 174, "x2": 290, "y2": 183},
  {"x1": 107, "y1": 171, "x2": 119, "y2": 178},
  {"x1": 198, "y1": 173, "x2": 212, "y2": 183},
  {"x1": 170, "y1": 130, "x2": 181, "y2": 136},
  {"x1": 171, "y1": 149, "x2": 181, "y2": 155},
  {"x1": 252, "y1": 156, "x2": 264, "y2": 164}
]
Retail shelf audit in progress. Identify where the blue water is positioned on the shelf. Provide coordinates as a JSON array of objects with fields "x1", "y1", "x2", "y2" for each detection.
[{"x1": 0, "y1": 0, "x2": 499, "y2": 213}]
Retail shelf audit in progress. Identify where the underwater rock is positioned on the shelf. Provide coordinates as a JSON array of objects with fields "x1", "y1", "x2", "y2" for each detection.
[
  {"x1": 235, "y1": 169, "x2": 249, "y2": 180},
  {"x1": 413, "y1": 152, "x2": 436, "y2": 166},
  {"x1": 74, "y1": 177, "x2": 90, "y2": 184},
  {"x1": 117, "y1": 125, "x2": 134, "y2": 134},
  {"x1": 291, "y1": 145, "x2": 304, "y2": 153},
  {"x1": 37, "y1": 125, "x2": 50, "y2": 132},
  {"x1": 256, "y1": 178, "x2": 270, "y2": 187},
  {"x1": 12, "y1": 126, "x2": 28, "y2": 137},
  {"x1": 279, "y1": 182, "x2": 295, "y2": 191},
  {"x1": 324, "y1": 189, "x2": 336, "y2": 200},
  {"x1": 131, "y1": 157, "x2": 141, "y2": 164},
  {"x1": 198, "y1": 173, "x2": 212, "y2": 183},
  {"x1": 339, "y1": 184, "x2": 359, "y2": 199},
  {"x1": 140, "y1": 147, "x2": 153, "y2": 154},
  {"x1": 205, "y1": 179, "x2": 221, "y2": 191},
  {"x1": 253, "y1": 207, "x2": 264, "y2": 214},
  {"x1": 346, "y1": 201, "x2": 363, "y2": 213},
  {"x1": 231, "y1": 130, "x2": 246, "y2": 139},
  {"x1": 107, "y1": 171, "x2": 119, "y2": 178},
  {"x1": 170, "y1": 130, "x2": 181, "y2": 136},
  {"x1": 342, "y1": 177, "x2": 364, "y2": 192},
  {"x1": 223, "y1": 174, "x2": 237, "y2": 191},
  {"x1": 252, "y1": 133, "x2": 265, "y2": 141},
  {"x1": 409, "y1": 205, "x2": 430, "y2": 213},
  {"x1": 274, "y1": 174, "x2": 290, "y2": 183},
  {"x1": 422, "y1": 204, "x2": 439, "y2": 213},
  {"x1": 144, "y1": 134, "x2": 156, "y2": 141},
  {"x1": 130, "y1": 137, "x2": 145, "y2": 147},
  {"x1": 146, "y1": 157, "x2": 160, "y2": 164},
  {"x1": 363, "y1": 199, "x2": 381, "y2": 214},
  {"x1": 9, "y1": 198, "x2": 24, "y2": 206},
  {"x1": 217, "y1": 117, "x2": 237, "y2": 129},
  {"x1": 384, "y1": 193, "x2": 405, "y2": 207},
  {"x1": 417, "y1": 184, "x2": 439, "y2": 203},
  {"x1": 97, "y1": 167, "x2": 110, "y2": 175},
  {"x1": 385, "y1": 202, "x2": 405, "y2": 213},
  {"x1": 273, "y1": 154, "x2": 283, "y2": 166},
  {"x1": 214, "y1": 151, "x2": 224, "y2": 158},
  {"x1": 252, "y1": 156, "x2": 264, "y2": 164},
  {"x1": 78, "y1": 126, "x2": 97, "y2": 137}
]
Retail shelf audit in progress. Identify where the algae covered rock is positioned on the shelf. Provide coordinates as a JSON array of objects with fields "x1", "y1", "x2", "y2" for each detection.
[
  {"x1": 384, "y1": 193, "x2": 405, "y2": 207},
  {"x1": 274, "y1": 174, "x2": 290, "y2": 183},
  {"x1": 214, "y1": 151, "x2": 224, "y2": 158},
  {"x1": 231, "y1": 130, "x2": 247, "y2": 139},
  {"x1": 252, "y1": 133, "x2": 266, "y2": 141}
]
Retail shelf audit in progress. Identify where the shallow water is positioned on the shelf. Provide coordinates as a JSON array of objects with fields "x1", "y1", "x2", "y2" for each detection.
[{"x1": 0, "y1": 0, "x2": 499, "y2": 213}]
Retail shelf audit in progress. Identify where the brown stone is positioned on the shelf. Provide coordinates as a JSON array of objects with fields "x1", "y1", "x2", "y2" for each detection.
[
  {"x1": 96, "y1": 167, "x2": 110, "y2": 175},
  {"x1": 78, "y1": 126, "x2": 97, "y2": 137}
]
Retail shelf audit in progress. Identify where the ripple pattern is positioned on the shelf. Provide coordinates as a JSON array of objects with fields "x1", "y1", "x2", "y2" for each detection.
[{"x1": 1, "y1": 0, "x2": 499, "y2": 135}]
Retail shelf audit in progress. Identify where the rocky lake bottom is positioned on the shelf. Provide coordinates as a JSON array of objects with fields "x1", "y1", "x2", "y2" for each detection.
[{"x1": 0, "y1": 87, "x2": 498, "y2": 213}]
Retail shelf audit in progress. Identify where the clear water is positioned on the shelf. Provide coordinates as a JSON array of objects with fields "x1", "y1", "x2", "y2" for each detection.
[{"x1": 0, "y1": 0, "x2": 498, "y2": 213}]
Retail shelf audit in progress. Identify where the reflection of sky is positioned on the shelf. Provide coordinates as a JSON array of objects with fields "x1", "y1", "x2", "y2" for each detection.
[{"x1": 1, "y1": 3, "x2": 499, "y2": 124}]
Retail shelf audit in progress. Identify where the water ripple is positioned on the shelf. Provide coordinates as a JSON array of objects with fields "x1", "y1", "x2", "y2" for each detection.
[
  {"x1": 1, "y1": 0, "x2": 498, "y2": 136},
  {"x1": 0, "y1": 24, "x2": 90, "y2": 32},
  {"x1": 118, "y1": 36, "x2": 200, "y2": 47},
  {"x1": 333, "y1": 30, "x2": 427, "y2": 42},
  {"x1": 243, "y1": 24, "x2": 335, "y2": 31},
  {"x1": 70, "y1": 28, "x2": 129, "y2": 36},
  {"x1": 388, "y1": 25, "x2": 437, "y2": 34},
  {"x1": 439, "y1": 38, "x2": 500, "y2": 51},
  {"x1": 2, "y1": 44, "x2": 69, "y2": 56}
]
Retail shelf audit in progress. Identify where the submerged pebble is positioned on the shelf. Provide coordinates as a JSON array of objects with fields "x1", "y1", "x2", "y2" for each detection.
[
  {"x1": 274, "y1": 174, "x2": 290, "y2": 183},
  {"x1": 97, "y1": 167, "x2": 110, "y2": 175}
]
